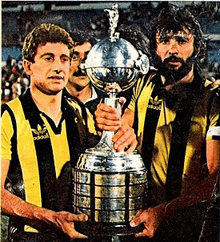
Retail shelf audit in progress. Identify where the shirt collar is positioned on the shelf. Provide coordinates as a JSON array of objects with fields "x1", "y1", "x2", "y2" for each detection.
[{"x1": 84, "y1": 85, "x2": 98, "y2": 104}]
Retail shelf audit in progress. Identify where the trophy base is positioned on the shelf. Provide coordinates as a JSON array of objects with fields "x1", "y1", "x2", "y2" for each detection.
[{"x1": 75, "y1": 221, "x2": 144, "y2": 238}]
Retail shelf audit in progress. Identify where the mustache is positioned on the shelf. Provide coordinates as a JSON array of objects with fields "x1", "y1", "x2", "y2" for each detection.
[
  {"x1": 163, "y1": 56, "x2": 184, "y2": 64},
  {"x1": 73, "y1": 69, "x2": 87, "y2": 77}
]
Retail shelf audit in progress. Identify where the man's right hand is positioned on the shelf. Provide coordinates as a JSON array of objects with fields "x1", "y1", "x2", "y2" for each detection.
[
  {"x1": 95, "y1": 103, "x2": 122, "y2": 132},
  {"x1": 52, "y1": 211, "x2": 88, "y2": 239},
  {"x1": 95, "y1": 103, "x2": 137, "y2": 154},
  {"x1": 1, "y1": 179, "x2": 88, "y2": 240}
]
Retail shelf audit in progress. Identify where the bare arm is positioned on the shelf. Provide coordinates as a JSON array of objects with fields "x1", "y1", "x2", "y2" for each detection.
[
  {"x1": 130, "y1": 139, "x2": 220, "y2": 238},
  {"x1": 1, "y1": 159, "x2": 88, "y2": 239}
]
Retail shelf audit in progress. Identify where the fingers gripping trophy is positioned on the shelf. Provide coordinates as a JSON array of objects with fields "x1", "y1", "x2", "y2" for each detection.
[{"x1": 73, "y1": 4, "x2": 150, "y2": 238}]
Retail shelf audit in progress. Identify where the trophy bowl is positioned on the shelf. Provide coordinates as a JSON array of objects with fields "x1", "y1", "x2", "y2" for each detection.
[{"x1": 85, "y1": 37, "x2": 146, "y2": 92}]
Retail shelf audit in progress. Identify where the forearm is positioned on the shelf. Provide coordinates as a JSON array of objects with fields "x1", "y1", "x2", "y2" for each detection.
[
  {"x1": 2, "y1": 187, "x2": 88, "y2": 238},
  {"x1": 121, "y1": 108, "x2": 134, "y2": 127},
  {"x1": 163, "y1": 171, "x2": 218, "y2": 217},
  {"x1": 1, "y1": 188, "x2": 57, "y2": 227},
  {"x1": 163, "y1": 139, "x2": 220, "y2": 216}
]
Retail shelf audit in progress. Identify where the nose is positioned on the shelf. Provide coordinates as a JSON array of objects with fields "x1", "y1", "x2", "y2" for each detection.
[
  {"x1": 168, "y1": 39, "x2": 178, "y2": 56},
  {"x1": 53, "y1": 58, "x2": 63, "y2": 73},
  {"x1": 78, "y1": 54, "x2": 87, "y2": 74},
  {"x1": 80, "y1": 54, "x2": 87, "y2": 64}
]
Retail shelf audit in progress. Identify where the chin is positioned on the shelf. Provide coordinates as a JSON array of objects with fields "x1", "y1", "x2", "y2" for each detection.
[
  {"x1": 48, "y1": 89, "x2": 62, "y2": 95},
  {"x1": 49, "y1": 85, "x2": 65, "y2": 95}
]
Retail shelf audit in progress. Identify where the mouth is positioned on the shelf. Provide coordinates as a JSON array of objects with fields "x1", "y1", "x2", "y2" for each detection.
[
  {"x1": 48, "y1": 76, "x2": 64, "y2": 80},
  {"x1": 168, "y1": 61, "x2": 181, "y2": 66},
  {"x1": 166, "y1": 57, "x2": 183, "y2": 65},
  {"x1": 166, "y1": 59, "x2": 183, "y2": 69}
]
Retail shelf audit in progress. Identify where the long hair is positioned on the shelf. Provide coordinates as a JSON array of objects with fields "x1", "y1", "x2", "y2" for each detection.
[{"x1": 148, "y1": 4, "x2": 206, "y2": 66}]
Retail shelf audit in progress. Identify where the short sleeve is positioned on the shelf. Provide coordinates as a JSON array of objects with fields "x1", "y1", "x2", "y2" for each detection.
[
  {"x1": 1, "y1": 110, "x2": 14, "y2": 160},
  {"x1": 206, "y1": 94, "x2": 220, "y2": 141}
]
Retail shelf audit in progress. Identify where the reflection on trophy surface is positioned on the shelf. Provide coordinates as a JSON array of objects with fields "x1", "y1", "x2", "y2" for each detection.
[{"x1": 73, "y1": 4, "x2": 149, "y2": 237}]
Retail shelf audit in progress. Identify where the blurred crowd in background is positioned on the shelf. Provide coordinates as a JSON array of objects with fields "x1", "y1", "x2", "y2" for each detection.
[
  {"x1": 1, "y1": 56, "x2": 29, "y2": 104},
  {"x1": 2, "y1": 1, "x2": 220, "y2": 104}
]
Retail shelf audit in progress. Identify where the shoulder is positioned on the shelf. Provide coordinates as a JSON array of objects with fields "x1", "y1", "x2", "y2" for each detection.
[
  {"x1": 1, "y1": 98, "x2": 22, "y2": 116},
  {"x1": 63, "y1": 95, "x2": 88, "y2": 125},
  {"x1": 62, "y1": 89, "x2": 85, "y2": 112},
  {"x1": 133, "y1": 68, "x2": 157, "y2": 95},
  {"x1": 203, "y1": 79, "x2": 219, "y2": 102}
]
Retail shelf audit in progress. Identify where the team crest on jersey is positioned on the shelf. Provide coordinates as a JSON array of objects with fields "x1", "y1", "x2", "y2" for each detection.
[
  {"x1": 148, "y1": 97, "x2": 162, "y2": 111},
  {"x1": 31, "y1": 124, "x2": 49, "y2": 140}
]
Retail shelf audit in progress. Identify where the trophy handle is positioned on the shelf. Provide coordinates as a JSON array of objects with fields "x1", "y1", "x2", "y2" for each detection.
[{"x1": 95, "y1": 90, "x2": 122, "y2": 152}]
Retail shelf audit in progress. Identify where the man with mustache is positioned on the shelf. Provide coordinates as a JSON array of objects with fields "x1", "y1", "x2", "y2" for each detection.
[
  {"x1": 63, "y1": 29, "x2": 105, "y2": 117},
  {"x1": 95, "y1": 5, "x2": 220, "y2": 242}
]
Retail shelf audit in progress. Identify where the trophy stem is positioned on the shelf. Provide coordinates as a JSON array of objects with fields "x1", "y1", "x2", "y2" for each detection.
[{"x1": 95, "y1": 130, "x2": 115, "y2": 151}]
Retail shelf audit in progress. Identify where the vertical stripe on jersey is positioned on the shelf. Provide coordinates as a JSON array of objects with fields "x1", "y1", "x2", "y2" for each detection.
[
  {"x1": 64, "y1": 99, "x2": 87, "y2": 165},
  {"x1": 20, "y1": 94, "x2": 58, "y2": 211},
  {"x1": 142, "y1": 108, "x2": 161, "y2": 171},
  {"x1": 166, "y1": 108, "x2": 194, "y2": 200},
  {"x1": 140, "y1": 74, "x2": 164, "y2": 171},
  {"x1": 1, "y1": 105, "x2": 25, "y2": 201}
]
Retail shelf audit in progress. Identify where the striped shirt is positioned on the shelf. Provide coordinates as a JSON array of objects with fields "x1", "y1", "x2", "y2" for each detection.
[{"x1": 128, "y1": 69, "x2": 220, "y2": 205}]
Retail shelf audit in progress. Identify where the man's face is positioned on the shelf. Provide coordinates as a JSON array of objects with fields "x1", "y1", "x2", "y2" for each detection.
[
  {"x1": 155, "y1": 28, "x2": 195, "y2": 81},
  {"x1": 28, "y1": 42, "x2": 70, "y2": 95},
  {"x1": 69, "y1": 41, "x2": 92, "y2": 91}
]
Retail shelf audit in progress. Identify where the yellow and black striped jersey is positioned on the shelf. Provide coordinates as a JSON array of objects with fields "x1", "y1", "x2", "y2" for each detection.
[
  {"x1": 128, "y1": 69, "x2": 220, "y2": 205},
  {"x1": 1, "y1": 88, "x2": 95, "y2": 233}
]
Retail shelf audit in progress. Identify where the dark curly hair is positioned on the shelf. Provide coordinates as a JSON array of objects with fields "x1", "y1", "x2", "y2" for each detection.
[
  {"x1": 22, "y1": 23, "x2": 74, "y2": 62},
  {"x1": 148, "y1": 4, "x2": 206, "y2": 65},
  {"x1": 69, "y1": 28, "x2": 98, "y2": 58}
]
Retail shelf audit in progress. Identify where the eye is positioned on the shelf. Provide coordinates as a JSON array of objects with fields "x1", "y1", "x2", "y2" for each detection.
[
  {"x1": 71, "y1": 54, "x2": 79, "y2": 61},
  {"x1": 159, "y1": 36, "x2": 170, "y2": 44},
  {"x1": 61, "y1": 56, "x2": 70, "y2": 63},
  {"x1": 175, "y1": 36, "x2": 188, "y2": 44},
  {"x1": 44, "y1": 56, "x2": 54, "y2": 61}
]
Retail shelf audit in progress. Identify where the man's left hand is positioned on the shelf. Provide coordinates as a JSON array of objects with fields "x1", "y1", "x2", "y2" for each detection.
[
  {"x1": 112, "y1": 123, "x2": 137, "y2": 154},
  {"x1": 130, "y1": 204, "x2": 166, "y2": 238}
]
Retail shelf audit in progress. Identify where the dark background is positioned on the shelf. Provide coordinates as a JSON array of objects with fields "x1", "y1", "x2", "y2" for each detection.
[{"x1": 2, "y1": 1, "x2": 220, "y2": 65}]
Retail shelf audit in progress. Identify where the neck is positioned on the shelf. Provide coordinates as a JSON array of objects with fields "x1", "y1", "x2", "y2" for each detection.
[
  {"x1": 30, "y1": 86, "x2": 62, "y2": 125},
  {"x1": 66, "y1": 83, "x2": 92, "y2": 103},
  {"x1": 165, "y1": 65, "x2": 194, "y2": 91}
]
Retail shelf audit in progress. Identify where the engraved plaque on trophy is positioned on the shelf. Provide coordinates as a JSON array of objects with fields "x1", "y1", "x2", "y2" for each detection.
[{"x1": 73, "y1": 4, "x2": 149, "y2": 237}]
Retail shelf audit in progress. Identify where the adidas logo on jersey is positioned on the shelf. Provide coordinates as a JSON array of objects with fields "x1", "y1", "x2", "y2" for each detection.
[
  {"x1": 31, "y1": 124, "x2": 49, "y2": 140},
  {"x1": 148, "y1": 98, "x2": 162, "y2": 110}
]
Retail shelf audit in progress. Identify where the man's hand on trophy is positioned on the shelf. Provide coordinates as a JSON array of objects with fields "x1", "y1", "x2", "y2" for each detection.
[
  {"x1": 209, "y1": 77, "x2": 220, "y2": 91},
  {"x1": 130, "y1": 204, "x2": 166, "y2": 238},
  {"x1": 95, "y1": 103, "x2": 137, "y2": 154},
  {"x1": 95, "y1": 103, "x2": 122, "y2": 132},
  {"x1": 112, "y1": 123, "x2": 137, "y2": 154},
  {"x1": 53, "y1": 211, "x2": 88, "y2": 239}
]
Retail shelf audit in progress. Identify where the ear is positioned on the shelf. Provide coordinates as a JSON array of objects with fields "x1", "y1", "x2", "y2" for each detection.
[{"x1": 23, "y1": 60, "x2": 33, "y2": 75}]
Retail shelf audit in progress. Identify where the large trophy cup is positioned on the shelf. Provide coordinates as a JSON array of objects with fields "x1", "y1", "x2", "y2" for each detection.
[{"x1": 73, "y1": 4, "x2": 149, "y2": 238}]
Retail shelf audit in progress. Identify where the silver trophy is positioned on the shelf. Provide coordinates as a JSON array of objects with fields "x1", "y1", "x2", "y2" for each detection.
[{"x1": 73, "y1": 4, "x2": 149, "y2": 237}]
